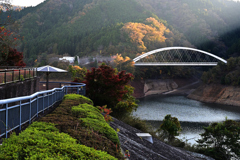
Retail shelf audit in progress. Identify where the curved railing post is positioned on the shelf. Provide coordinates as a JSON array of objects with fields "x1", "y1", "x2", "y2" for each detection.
[
  {"x1": 6, "y1": 103, "x2": 8, "y2": 138},
  {"x1": 37, "y1": 95, "x2": 39, "y2": 118},
  {"x1": 4, "y1": 69, "x2": 7, "y2": 84},
  {"x1": 29, "y1": 98, "x2": 31, "y2": 124},
  {"x1": 29, "y1": 68, "x2": 30, "y2": 79},
  {"x1": 84, "y1": 86, "x2": 86, "y2": 95},
  {"x1": 24, "y1": 68, "x2": 26, "y2": 79},
  {"x1": 48, "y1": 93, "x2": 49, "y2": 110},
  {"x1": 12, "y1": 69, "x2": 14, "y2": 82},
  {"x1": 19, "y1": 100, "x2": 22, "y2": 131},
  {"x1": 19, "y1": 68, "x2": 20, "y2": 81},
  {"x1": 43, "y1": 94, "x2": 44, "y2": 113}
]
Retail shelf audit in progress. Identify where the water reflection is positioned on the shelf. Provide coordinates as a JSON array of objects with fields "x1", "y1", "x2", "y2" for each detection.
[{"x1": 132, "y1": 95, "x2": 240, "y2": 144}]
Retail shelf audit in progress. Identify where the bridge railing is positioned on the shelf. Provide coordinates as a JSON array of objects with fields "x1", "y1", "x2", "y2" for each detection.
[
  {"x1": 0, "y1": 68, "x2": 37, "y2": 85},
  {"x1": 0, "y1": 82, "x2": 86, "y2": 138}
]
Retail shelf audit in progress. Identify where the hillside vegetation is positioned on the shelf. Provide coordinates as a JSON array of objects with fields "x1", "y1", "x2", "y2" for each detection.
[
  {"x1": 1, "y1": 0, "x2": 240, "y2": 66},
  {"x1": 202, "y1": 56, "x2": 240, "y2": 86},
  {"x1": 0, "y1": 94, "x2": 123, "y2": 159}
]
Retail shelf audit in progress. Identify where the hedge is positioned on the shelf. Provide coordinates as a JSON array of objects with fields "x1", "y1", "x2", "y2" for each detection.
[{"x1": 0, "y1": 122, "x2": 117, "y2": 160}]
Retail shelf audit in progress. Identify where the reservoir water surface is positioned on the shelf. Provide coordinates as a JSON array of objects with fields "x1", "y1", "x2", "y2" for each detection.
[{"x1": 132, "y1": 95, "x2": 240, "y2": 144}]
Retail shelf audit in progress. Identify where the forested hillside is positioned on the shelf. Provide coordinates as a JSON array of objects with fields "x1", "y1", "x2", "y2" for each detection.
[
  {"x1": 137, "y1": 0, "x2": 240, "y2": 58},
  {"x1": 1, "y1": 0, "x2": 240, "y2": 65}
]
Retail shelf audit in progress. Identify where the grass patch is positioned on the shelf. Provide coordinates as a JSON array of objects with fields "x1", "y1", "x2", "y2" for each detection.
[
  {"x1": 0, "y1": 122, "x2": 117, "y2": 160},
  {"x1": 81, "y1": 118, "x2": 120, "y2": 145},
  {"x1": 64, "y1": 94, "x2": 93, "y2": 105},
  {"x1": 70, "y1": 103, "x2": 119, "y2": 145},
  {"x1": 39, "y1": 94, "x2": 123, "y2": 159},
  {"x1": 72, "y1": 103, "x2": 104, "y2": 121}
]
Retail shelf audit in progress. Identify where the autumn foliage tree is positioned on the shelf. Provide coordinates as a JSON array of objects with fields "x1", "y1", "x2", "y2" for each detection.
[
  {"x1": 83, "y1": 63, "x2": 135, "y2": 113},
  {"x1": 0, "y1": 0, "x2": 25, "y2": 67},
  {"x1": 1, "y1": 47, "x2": 26, "y2": 66},
  {"x1": 68, "y1": 65, "x2": 87, "y2": 82},
  {"x1": 0, "y1": 26, "x2": 25, "y2": 66},
  {"x1": 113, "y1": 54, "x2": 135, "y2": 74}
]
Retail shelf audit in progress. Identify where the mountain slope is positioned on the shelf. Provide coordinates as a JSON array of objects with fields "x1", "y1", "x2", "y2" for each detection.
[
  {"x1": 2, "y1": 0, "x2": 240, "y2": 65},
  {"x1": 7, "y1": 0, "x2": 189, "y2": 65},
  {"x1": 137, "y1": 0, "x2": 240, "y2": 57}
]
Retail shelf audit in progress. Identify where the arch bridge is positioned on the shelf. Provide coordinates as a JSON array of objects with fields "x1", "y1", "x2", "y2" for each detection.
[{"x1": 133, "y1": 47, "x2": 227, "y2": 66}]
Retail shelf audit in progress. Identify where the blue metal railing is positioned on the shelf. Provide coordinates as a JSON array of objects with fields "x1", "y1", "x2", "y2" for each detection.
[{"x1": 0, "y1": 82, "x2": 86, "y2": 138}]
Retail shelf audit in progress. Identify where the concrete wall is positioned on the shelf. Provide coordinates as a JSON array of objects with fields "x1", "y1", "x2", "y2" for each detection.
[{"x1": 0, "y1": 77, "x2": 40, "y2": 100}]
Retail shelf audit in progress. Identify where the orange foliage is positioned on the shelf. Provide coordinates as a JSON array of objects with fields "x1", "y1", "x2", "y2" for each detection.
[{"x1": 121, "y1": 17, "x2": 171, "y2": 52}]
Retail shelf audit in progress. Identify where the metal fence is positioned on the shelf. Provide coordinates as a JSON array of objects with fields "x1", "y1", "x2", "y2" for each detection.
[
  {"x1": 39, "y1": 82, "x2": 86, "y2": 94},
  {"x1": 0, "y1": 68, "x2": 37, "y2": 85},
  {"x1": 0, "y1": 82, "x2": 86, "y2": 138}
]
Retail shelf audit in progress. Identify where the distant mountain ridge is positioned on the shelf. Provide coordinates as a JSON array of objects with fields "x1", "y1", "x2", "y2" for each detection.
[
  {"x1": 0, "y1": 5, "x2": 25, "y2": 11},
  {"x1": 1, "y1": 0, "x2": 240, "y2": 65}
]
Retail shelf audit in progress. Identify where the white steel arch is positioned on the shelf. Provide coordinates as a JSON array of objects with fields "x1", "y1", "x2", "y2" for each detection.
[{"x1": 133, "y1": 47, "x2": 227, "y2": 66}]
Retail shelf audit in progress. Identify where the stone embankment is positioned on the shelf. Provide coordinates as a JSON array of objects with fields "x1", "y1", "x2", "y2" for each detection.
[
  {"x1": 188, "y1": 84, "x2": 240, "y2": 107},
  {"x1": 144, "y1": 79, "x2": 178, "y2": 96},
  {"x1": 131, "y1": 78, "x2": 199, "y2": 98},
  {"x1": 132, "y1": 79, "x2": 240, "y2": 107}
]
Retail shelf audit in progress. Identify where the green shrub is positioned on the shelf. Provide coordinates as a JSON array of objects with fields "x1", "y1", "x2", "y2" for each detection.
[
  {"x1": 72, "y1": 103, "x2": 104, "y2": 121},
  {"x1": 39, "y1": 97, "x2": 124, "y2": 159},
  {"x1": 120, "y1": 114, "x2": 152, "y2": 133},
  {"x1": 0, "y1": 122, "x2": 117, "y2": 160},
  {"x1": 158, "y1": 114, "x2": 182, "y2": 142},
  {"x1": 81, "y1": 118, "x2": 119, "y2": 145},
  {"x1": 197, "y1": 119, "x2": 240, "y2": 160},
  {"x1": 71, "y1": 103, "x2": 119, "y2": 145},
  {"x1": 63, "y1": 94, "x2": 93, "y2": 105}
]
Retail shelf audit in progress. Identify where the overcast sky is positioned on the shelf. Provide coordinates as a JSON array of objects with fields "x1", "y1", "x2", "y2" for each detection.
[
  {"x1": 11, "y1": 0, "x2": 240, "y2": 7},
  {"x1": 12, "y1": 0, "x2": 45, "y2": 7}
]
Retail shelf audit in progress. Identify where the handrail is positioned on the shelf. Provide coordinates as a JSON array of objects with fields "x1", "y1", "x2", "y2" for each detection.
[
  {"x1": 0, "y1": 68, "x2": 37, "y2": 85},
  {"x1": 0, "y1": 82, "x2": 86, "y2": 138}
]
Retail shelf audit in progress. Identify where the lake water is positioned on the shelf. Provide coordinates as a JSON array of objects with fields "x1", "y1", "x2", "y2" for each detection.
[{"x1": 132, "y1": 95, "x2": 240, "y2": 144}]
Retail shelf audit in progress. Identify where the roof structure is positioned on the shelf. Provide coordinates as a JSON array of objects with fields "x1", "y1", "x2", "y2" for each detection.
[
  {"x1": 37, "y1": 65, "x2": 67, "y2": 72},
  {"x1": 37, "y1": 65, "x2": 67, "y2": 90}
]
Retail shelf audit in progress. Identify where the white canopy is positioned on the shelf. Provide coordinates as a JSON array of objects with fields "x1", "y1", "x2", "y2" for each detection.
[{"x1": 37, "y1": 65, "x2": 67, "y2": 72}]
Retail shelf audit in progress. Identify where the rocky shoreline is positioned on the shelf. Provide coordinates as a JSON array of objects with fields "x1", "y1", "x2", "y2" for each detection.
[
  {"x1": 132, "y1": 79, "x2": 240, "y2": 107},
  {"x1": 187, "y1": 84, "x2": 240, "y2": 107}
]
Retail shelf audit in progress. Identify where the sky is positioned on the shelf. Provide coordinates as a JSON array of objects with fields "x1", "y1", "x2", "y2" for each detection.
[
  {"x1": 11, "y1": 0, "x2": 240, "y2": 7},
  {"x1": 10, "y1": 0, "x2": 240, "y2": 7},
  {"x1": 12, "y1": 0, "x2": 45, "y2": 7}
]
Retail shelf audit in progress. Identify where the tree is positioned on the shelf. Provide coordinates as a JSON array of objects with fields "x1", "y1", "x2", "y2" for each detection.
[
  {"x1": 0, "y1": 27, "x2": 26, "y2": 67},
  {"x1": 0, "y1": 1, "x2": 25, "y2": 66},
  {"x1": 0, "y1": 25, "x2": 24, "y2": 66},
  {"x1": 114, "y1": 84, "x2": 138, "y2": 117},
  {"x1": 0, "y1": 0, "x2": 13, "y2": 26},
  {"x1": 83, "y1": 63, "x2": 134, "y2": 111},
  {"x1": 197, "y1": 119, "x2": 240, "y2": 160},
  {"x1": 68, "y1": 65, "x2": 87, "y2": 82},
  {"x1": 113, "y1": 54, "x2": 135, "y2": 74},
  {"x1": 0, "y1": 47, "x2": 26, "y2": 66},
  {"x1": 158, "y1": 114, "x2": 182, "y2": 142}
]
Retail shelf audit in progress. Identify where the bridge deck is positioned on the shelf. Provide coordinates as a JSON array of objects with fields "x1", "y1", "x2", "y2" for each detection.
[{"x1": 134, "y1": 62, "x2": 218, "y2": 66}]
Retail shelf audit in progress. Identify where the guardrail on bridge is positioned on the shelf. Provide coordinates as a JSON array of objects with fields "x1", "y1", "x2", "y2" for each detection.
[{"x1": 0, "y1": 82, "x2": 86, "y2": 138}]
